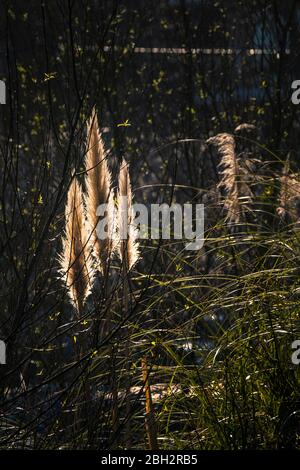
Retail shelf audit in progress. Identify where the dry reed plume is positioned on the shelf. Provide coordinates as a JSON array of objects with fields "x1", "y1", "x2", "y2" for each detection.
[
  {"x1": 85, "y1": 107, "x2": 115, "y2": 272},
  {"x1": 277, "y1": 160, "x2": 300, "y2": 223},
  {"x1": 234, "y1": 123, "x2": 256, "y2": 133},
  {"x1": 59, "y1": 178, "x2": 93, "y2": 314},
  {"x1": 117, "y1": 158, "x2": 139, "y2": 270},
  {"x1": 207, "y1": 132, "x2": 252, "y2": 224}
]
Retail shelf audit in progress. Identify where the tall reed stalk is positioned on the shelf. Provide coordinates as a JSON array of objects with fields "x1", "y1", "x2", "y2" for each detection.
[
  {"x1": 59, "y1": 177, "x2": 94, "y2": 440},
  {"x1": 84, "y1": 108, "x2": 119, "y2": 438},
  {"x1": 141, "y1": 358, "x2": 158, "y2": 450},
  {"x1": 117, "y1": 159, "x2": 139, "y2": 447}
]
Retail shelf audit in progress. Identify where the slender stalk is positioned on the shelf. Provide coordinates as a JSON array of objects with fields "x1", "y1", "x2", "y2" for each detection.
[
  {"x1": 141, "y1": 358, "x2": 158, "y2": 450},
  {"x1": 123, "y1": 263, "x2": 132, "y2": 448},
  {"x1": 117, "y1": 159, "x2": 140, "y2": 448}
]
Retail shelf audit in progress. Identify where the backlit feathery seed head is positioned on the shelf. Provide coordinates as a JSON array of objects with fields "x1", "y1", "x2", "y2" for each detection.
[
  {"x1": 234, "y1": 123, "x2": 256, "y2": 133},
  {"x1": 207, "y1": 132, "x2": 252, "y2": 224},
  {"x1": 84, "y1": 107, "x2": 115, "y2": 272},
  {"x1": 277, "y1": 160, "x2": 300, "y2": 222},
  {"x1": 117, "y1": 159, "x2": 139, "y2": 270},
  {"x1": 59, "y1": 178, "x2": 93, "y2": 314}
]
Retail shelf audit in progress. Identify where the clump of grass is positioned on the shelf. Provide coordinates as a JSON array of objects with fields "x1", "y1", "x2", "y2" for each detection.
[{"x1": 54, "y1": 122, "x2": 300, "y2": 451}]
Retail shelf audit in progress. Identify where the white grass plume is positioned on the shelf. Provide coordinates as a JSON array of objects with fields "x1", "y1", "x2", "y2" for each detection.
[
  {"x1": 234, "y1": 123, "x2": 256, "y2": 133},
  {"x1": 117, "y1": 159, "x2": 139, "y2": 270},
  {"x1": 277, "y1": 159, "x2": 300, "y2": 222},
  {"x1": 207, "y1": 132, "x2": 252, "y2": 224},
  {"x1": 59, "y1": 178, "x2": 93, "y2": 314},
  {"x1": 84, "y1": 107, "x2": 115, "y2": 273}
]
